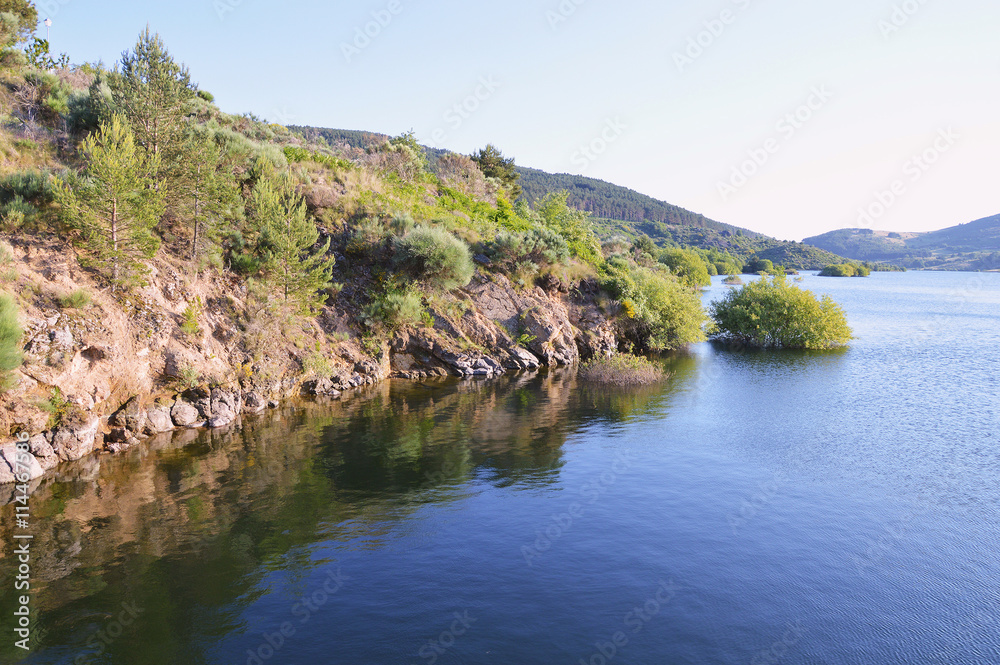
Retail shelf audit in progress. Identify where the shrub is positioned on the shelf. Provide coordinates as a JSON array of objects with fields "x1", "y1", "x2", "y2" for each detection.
[
  {"x1": 36, "y1": 387, "x2": 71, "y2": 428},
  {"x1": 709, "y1": 274, "x2": 852, "y2": 349},
  {"x1": 58, "y1": 288, "x2": 91, "y2": 309},
  {"x1": 0, "y1": 291, "x2": 23, "y2": 392},
  {"x1": 180, "y1": 299, "x2": 202, "y2": 336},
  {"x1": 723, "y1": 275, "x2": 743, "y2": 285},
  {"x1": 197, "y1": 89, "x2": 214, "y2": 102},
  {"x1": 392, "y1": 225, "x2": 474, "y2": 291},
  {"x1": 485, "y1": 228, "x2": 570, "y2": 273},
  {"x1": 347, "y1": 219, "x2": 388, "y2": 256},
  {"x1": 580, "y1": 353, "x2": 667, "y2": 386},
  {"x1": 364, "y1": 287, "x2": 424, "y2": 329},
  {"x1": 602, "y1": 259, "x2": 707, "y2": 352},
  {"x1": 658, "y1": 247, "x2": 711, "y2": 288},
  {"x1": 819, "y1": 263, "x2": 870, "y2": 277}
]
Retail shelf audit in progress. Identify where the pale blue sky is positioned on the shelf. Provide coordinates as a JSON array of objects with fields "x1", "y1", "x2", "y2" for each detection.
[{"x1": 39, "y1": 0, "x2": 1000, "y2": 240}]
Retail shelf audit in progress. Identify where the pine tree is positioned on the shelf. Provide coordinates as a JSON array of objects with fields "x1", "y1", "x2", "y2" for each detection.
[
  {"x1": 251, "y1": 176, "x2": 334, "y2": 315},
  {"x1": 55, "y1": 115, "x2": 164, "y2": 288},
  {"x1": 173, "y1": 133, "x2": 241, "y2": 264},
  {"x1": 104, "y1": 28, "x2": 195, "y2": 165},
  {"x1": 472, "y1": 144, "x2": 521, "y2": 198}
]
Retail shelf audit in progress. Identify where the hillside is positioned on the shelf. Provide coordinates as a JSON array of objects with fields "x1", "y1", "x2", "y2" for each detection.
[
  {"x1": 804, "y1": 214, "x2": 1000, "y2": 270},
  {"x1": 290, "y1": 125, "x2": 849, "y2": 270}
]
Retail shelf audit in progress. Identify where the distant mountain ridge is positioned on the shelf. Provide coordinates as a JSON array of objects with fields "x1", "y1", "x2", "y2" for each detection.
[
  {"x1": 803, "y1": 214, "x2": 1000, "y2": 271},
  {"x1": 290, "y1": 125, "x2": 850, "y2": 269}
]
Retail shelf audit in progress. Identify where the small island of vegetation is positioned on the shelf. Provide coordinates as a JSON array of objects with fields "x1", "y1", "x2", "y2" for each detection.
[
  {"x1": 819, "y1": 263, "x2": 871, "y2": 277},
  {"x1": 579, "y1": 353, "x2": 666, "y2": 386},
  {"x1": 709, "y1": 275, "x2": 852, "y2": 349}
]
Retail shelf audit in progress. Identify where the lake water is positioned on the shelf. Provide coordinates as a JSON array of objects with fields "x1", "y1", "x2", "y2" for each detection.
[{"x1": 3, "y1": 271, "x2": 999, "y2": 665}]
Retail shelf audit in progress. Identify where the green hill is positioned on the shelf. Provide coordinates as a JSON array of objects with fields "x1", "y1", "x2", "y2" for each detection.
[
  {"x1": 287, "y1": 126, "x2": 851, "y2": 270},
  {"x1": 804, "y1": 215, "x2": 1000, "y2": 270}
]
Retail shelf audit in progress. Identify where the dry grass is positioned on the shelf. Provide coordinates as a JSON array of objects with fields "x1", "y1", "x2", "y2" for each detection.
[{"x1": 579, "y1": 353, "x2": 667, "y2": 386}]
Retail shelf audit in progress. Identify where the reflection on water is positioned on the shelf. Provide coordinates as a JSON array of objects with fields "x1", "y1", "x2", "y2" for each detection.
[{"x1": 0, "y1": 367, "x2": 690, "y2": 664}]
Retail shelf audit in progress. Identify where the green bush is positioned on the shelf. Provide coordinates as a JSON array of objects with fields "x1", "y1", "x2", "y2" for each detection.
[
  {"x1": 180, "y1": 299, "x2": 202, "y2": 336},
  {"x1": 364, "y1": 287, "x2": 424, "y2": 329},
  {"x1": 347, "y1": 219, "x2": 388, "y2": 256},
  {"x1": 392, "y1": 225, "x2": 474, "y2": 291},
  {"x1": 819, "y1": 263, "x2": 870, "y2": 277},
  {"x1": 485, "y1": 228, "x2": 570, "y2": 273},
  {"x1": 601, "y1": 259, "x2": 707, "y2": 352},
  {"x1": 0, "y1": 291, "x2": 22, "y2": 392},
  {"x1": 58, "y1": 288, "x2": 91, "y2": 309},
  {"x1": 658, "y1": 247, "x2": 711, "y2": 288},
  {"x1": 709, "y1": 274, "x2": 852, "y2": 349}
]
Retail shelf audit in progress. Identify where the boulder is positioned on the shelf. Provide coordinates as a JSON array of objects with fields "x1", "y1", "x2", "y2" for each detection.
[
  {"x1": 28, "y1": 434, "x2": 59, "y2": 471},
  {"x1": 0, "y1": 443, "x2": 45, "y2": 483},
  {"x1": 171, "y1": 400, "x2": 200, "y2": 427},
  {"x1": 145, "y1": 406, "x2": 175, "y2": 434},
  {"x1": 50, "y1": 416, "x2": 101, "y2": 462},
  {"x1": 243, "y1": 391, "x2": 267, "y2": 413},
  {"x1": 111, "y1": 396, "x2": 147, "y2": 433}
]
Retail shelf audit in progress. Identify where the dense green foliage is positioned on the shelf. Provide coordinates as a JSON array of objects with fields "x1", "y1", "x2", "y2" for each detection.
[
  {"x1": 601, "y1": 258, "x2": 706, "y2": 352},
  {"x1": 0, "y1": 290, "x2": 21, "y2": 391},
  {"x1": 485, "y1": 227, "x2": 569, "y2": 273},
  {"x1": 392, "y1": 225, "x2": 474, "y2": 291},
  {"x1": 709, "y1": 275, "x2": 852, "y2": 349},
  {"x1": 819, "y1": 263, "x2": 870, "y2": 277},
  {"x1": 471, "y1": 144, "x2": 521, "y2": 198},
  {"x1": 658, "y1": 247, "x2": 711, "y2": 288}
]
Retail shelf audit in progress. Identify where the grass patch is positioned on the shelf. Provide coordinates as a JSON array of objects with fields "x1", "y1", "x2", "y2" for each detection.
[
  {"x1": 58, "y1": 288, "x2": 91, "y2": 309},
  {"x1": 579, "y1": 353, "x2": 667, "y2": 386}
]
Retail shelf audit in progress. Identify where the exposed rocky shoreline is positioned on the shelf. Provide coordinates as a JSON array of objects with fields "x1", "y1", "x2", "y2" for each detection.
[{"x1": 1, "y1": 240, "x2": 621, "y2": 486}]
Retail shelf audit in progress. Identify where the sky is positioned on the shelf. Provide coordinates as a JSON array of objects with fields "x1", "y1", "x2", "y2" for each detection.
[{"x1": 37, "y1": 0, "x2": 1000, "y2": 241}]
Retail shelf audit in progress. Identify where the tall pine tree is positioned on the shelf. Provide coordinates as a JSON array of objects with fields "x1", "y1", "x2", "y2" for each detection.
[
  {"x1": 55, "y1": 115, "x2": 163, "y2": 288},
  {"x1": 250, "y1": 176, "x2": 334, "y2": 315},
  {"x1": 104, "y1": 28, "x2": 195, "y2": 165},
  {"x1": 173, "y1": 133, "x2": 241, "y2": 264}
]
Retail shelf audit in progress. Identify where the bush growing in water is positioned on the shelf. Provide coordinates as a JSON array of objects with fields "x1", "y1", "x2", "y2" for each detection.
[
  {"x1": 392, "y1": 226, "x2": 474, "y2": 291},
  {"x1": 579, "y1": 353, "x2": 666, "y2": 386},
  {"x1": 709, "y1": 274, "x2": 852, "y2": 349},
  {"x1": 819, "y1": 263, "x2": 870, "y2": 277}
]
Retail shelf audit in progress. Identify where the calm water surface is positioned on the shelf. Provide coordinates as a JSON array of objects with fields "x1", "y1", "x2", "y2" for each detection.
[{"x1": 2, "y1": 271, "x2": 999, "y2": 664}]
